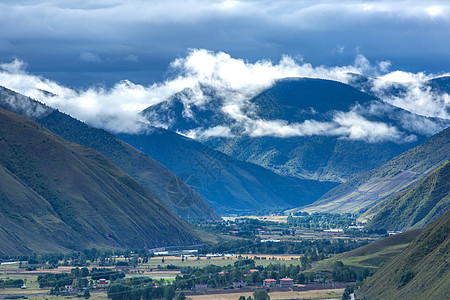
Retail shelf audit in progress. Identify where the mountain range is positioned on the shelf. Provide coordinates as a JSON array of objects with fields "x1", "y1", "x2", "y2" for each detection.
[
  {"x1": 0, "y1": 86, "x2": 219, "y2": 220},
  {"x1": 0, "y1": 107, "x2": 199, "y2": 255},
  {"x1": 143, "y1": 78, "x2": 450, "y2": 183}
]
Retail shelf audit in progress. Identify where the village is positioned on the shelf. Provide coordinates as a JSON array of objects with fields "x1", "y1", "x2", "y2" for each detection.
[{"x1": 0, "y1": 213, "x2": 383, "y2": 300}]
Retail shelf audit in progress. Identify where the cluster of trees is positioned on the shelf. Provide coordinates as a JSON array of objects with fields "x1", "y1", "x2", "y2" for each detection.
[
  {"x1": 0, "y1": 279, "x2": 24, "y2": 289},
  {"x1": 170, "y1": 259, "x2": 343, "y2": 291},
  {"x1": 107, "y1": 283, "x2": 178, "y2": 300},
  {"x1": 192, "y1": 218, "x2": 278, "y2": 238},
  {"x1": 238, "y1": 291, "x2": 270, "y2": 300},
  {"x1": 90, "y1": 268, "x2": 126, "y2": 281},
  {"x1": 199, "y1": 238, "x2": 369, "y2": 256},
  {"x1": 6, "y1": 248, "x2": 154, "y2": 269},
  {"x1": 287, "y1": 213, "x2": 355, "y2": 229},
  {"x1": 332, "y1": 261, "x2": 372, "y2": 283},
  {"x1": 37, "y1": 267, "x2": 125, "y2": 295}
]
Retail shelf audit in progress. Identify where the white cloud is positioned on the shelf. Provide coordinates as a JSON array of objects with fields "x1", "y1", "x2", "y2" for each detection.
[
  {"x1": 371, "y1": 72, "x2": 450, "y2": 120},
  {"x1": 0, "y1": 49, "x2": 449, "y2": 142},
  {"x1": 182, "y1": 125, "x2": 234, "y2": 139}
]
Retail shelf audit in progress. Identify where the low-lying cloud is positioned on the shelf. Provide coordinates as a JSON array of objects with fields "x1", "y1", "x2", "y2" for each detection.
[{"x1": 0, "y1": 49, "x2": 449, "y2": 142}]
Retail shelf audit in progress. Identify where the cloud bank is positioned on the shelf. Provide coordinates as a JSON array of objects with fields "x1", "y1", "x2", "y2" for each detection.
[
  {"x1": 1, "y1": 1, "x2": 450, "y2": 86},
  {"x1": 0, "y1": 49, "x2": 449, "y2": 142}
]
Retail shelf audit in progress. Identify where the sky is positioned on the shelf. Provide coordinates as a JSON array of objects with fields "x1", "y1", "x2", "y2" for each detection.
[
  {"x1": 0, "y1": 0, "x2": 449, "y2": 141},
  {"x1": 0, "y1": 0, "x2": 449, "y2": 87}
]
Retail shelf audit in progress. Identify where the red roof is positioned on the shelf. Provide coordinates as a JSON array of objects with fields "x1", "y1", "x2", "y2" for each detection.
[
  {"x1": 263, "y1": 279, "x2": 276, "y2": 282},
  {"x1": 280, "y1": 278, "x2": 293, "y2": 281}
]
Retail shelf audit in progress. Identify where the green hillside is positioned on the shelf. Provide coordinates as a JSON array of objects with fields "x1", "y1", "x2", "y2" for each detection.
[
  {"x1": 0, "y1": 108, "x2": 199, "y2": 255},
  {"x1": 358, "y1": 211, "x2": 450, "y2": 299},
  {"x1": 364, "y1": 160, "x2": 450, "y2": 231},
  {"x1": 0, "y1": 86, "x2": 219, "y2": 220},
  {"x1": 318, "y1": 229, "x2": 421, "y2": 271},
  {"x1": 300, "y1": 126, "x2": 450, "y2": 214}
]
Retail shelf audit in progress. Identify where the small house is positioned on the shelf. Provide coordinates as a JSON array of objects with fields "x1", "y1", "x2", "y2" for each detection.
[
  {"x1": 97, "y1": 279, "x2": 109, "y2": 287},
  {"x1": 279, "y1": 277, "x2": 294, "y2": 288},
  {"x1": 262, "y1": 278, "x2": 276, "y2": 287},
  {"x1": 194, "y1": 284, "x2": 208, "y2": 291},
  {"x1": 233, "y1": 281, "x2": 246, "y2": 288}
]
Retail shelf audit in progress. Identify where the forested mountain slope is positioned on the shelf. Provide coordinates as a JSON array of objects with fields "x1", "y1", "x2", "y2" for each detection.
[{"x1": 0, "y1": 108, "x2": 199, "y2": 255}]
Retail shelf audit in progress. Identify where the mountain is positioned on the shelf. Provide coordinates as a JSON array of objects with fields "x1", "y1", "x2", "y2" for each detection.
[
  {"x1": 358, "y1": 211, "x2": 450, "y2": 299},
  {"x1": 300, "y1": 126, "x2": 450, "y2": 214},
  {"x1": 363, "y1": 160, "x2": 450, "y2": 231},
  {"x1": 117, "y1": 128, "x2": 338, "y2": 212},
  {"x1": 0, "y1": 108, "x2": 199, "y2": 255},
  {"x1": 142, "y1": 78, "x2": 449, "y2": 183},
  {"x1": 0, "y1": 86, "x2": 219, "y2": 220}
]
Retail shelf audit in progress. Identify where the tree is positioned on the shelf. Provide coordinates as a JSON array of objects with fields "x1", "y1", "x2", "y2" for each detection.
[
  {"x1": 253, "y1": 290, "x2": 270, "y2": 300},
  {"x1": 342, "y1": 284, "x2": 354, "y2": 300},
  {"x1": 84, "y1": 289, "x2": 91, "y2": 299},
  {"x1": 164, "y1": 285, "x2": 175, "y2": 300},
  {"x1": 107, "y1": 283, "x2": 131, "y2": 300},
  {"x1": 177, "y1": 292, "x2": 186, "y2": 300}
]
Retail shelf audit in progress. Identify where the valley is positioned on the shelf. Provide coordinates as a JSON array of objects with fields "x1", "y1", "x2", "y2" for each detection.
[
  {"x1": 0, "y1": 77, "x2": 449, "y2": 299},
  {"x1": 0, "y1": 6, "x2": 449, "y2": 298}
]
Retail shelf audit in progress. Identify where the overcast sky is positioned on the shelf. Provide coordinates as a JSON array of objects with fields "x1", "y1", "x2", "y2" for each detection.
[{"x1": 0, "y1": 0, "x2": 449, "y2": 88}]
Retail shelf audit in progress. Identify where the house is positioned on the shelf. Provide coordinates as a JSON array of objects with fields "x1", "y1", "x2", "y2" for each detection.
[
  {"x1": 65, "y1": 285, "x2": 74, "y2": 293},
  {"x1": 249, "y1": 269, "x2": 259, "y2": 273},
  {"x1": 194, "y1": 284, "x2": 208, "y2": 291},
  {"x1": 97, "y1": 279, "x2": 108, "y2": 287},
  {"x1": 262, "y1": 279, "x2": 276, "y2": 287},
  {"x1": 279, "y1": 278, "x2": 294, "y2": 288},
  {"x1": 233, "y1": 281, "x2": 246, "y2": 288}
]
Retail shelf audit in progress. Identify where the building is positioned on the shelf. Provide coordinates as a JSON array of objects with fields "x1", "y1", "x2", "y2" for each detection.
[
  {"x1": 262, "y1": 278, "x2": 276, "y2": 287},
  {"x1": 279, "y1": 278, "x2": 294, "y2": 288},
  {"x1": 97, "y1": 279, "x2": 109, "y2": 287},
  {"x1": 233, "y1": 281, "x2": 246, "y2": 288},
  {"x1": 194, "y1": 284, "x2": 208, "y2": 291},
  {"x1": 65, "y1": 285, "x2": 74, "y2": 293}
]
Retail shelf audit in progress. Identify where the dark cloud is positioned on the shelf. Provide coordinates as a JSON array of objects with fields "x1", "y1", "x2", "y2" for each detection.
[{"x1": 0, "y1": 1, "x2": 449, "y2": 86}]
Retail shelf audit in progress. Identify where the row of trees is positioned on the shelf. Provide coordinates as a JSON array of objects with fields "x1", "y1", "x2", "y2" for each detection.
[
  {"x1": 287, "y1": 213, "x2": 355, "y2": 229},
  {"x1": 199, "y1": 238, "x2": 369, "y2": 256}
]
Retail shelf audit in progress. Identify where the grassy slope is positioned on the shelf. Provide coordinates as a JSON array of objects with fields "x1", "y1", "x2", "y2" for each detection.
[
  {"x1": 364, "y1": 160, "x2": 450, "y2": 231},
  {"x1": 301, "y1": 126, "x2": 450, "y2": 214},
  {"x1": 0, "y1": 108, "x2": 199, "y2": 255},
  {"x1": 317, "y1": 229, "x2": 421, "y2": 271},
  {"x1": 0, "y1": 164, "x2": 74, "y2": 254},
  {"x1": 0, "y1": 86, "x2": 219, "y2": 220},
  {"x1": 359, "y1": 211, "x2": 450, "y2": 299}
]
